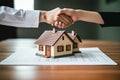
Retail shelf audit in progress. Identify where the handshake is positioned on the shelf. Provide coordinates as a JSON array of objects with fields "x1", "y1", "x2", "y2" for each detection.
[{"x1": 40, "y1": 7, "x2": 104, "y2": 28}]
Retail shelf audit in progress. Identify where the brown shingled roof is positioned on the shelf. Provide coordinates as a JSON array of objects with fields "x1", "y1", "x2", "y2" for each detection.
[
  {"x1": 35, "y1": 30, "x2": 82, "y2": 46},
  {"x1": 35, "y1": 30, "x2": 66, "y2": 46}
]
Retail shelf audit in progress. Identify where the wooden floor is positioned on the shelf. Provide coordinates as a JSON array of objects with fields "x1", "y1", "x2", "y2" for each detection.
[{"x1": 0, "y1": 39, "x2": 120, "y2": 80}]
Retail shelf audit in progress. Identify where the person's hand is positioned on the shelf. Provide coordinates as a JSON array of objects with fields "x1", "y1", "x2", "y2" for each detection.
[
  {"x1": 58, "y1": 8, "x2": 79, "y2": 22},
  {"x1": 40, "y1": 7, "x2": 60, "y2": 24},
  {"x1": 52, "y1": 13, "x2": 73, "y2": 28},
  {"x1": 46, "y1": 7, "x2": 61, "y2": 25},
  {"x1": 40, "y1": 7, "x2": 73, "y2": 28},
  {"x1": 52, "y1": 8, "x2": 79, "y2": 28}
]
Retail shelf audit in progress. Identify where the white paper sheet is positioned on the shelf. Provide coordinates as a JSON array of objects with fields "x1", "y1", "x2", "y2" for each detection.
[{"x1": 0, "y1": 47, "x2": 117, "y2": 65}]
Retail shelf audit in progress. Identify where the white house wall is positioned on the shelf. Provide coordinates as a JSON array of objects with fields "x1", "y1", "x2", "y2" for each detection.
[
  {"x1": 36, "y1": 45, "x2": 45, "y2": 56},
  {"x1": 51, "y1": 46, "x2": 54, "y2": 57}
]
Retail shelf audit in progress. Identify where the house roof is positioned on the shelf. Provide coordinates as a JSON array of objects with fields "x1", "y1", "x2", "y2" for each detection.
[
  {"x1": 35, "y1": 30, "x2": 71, "y2": 46},
  {"x1": 68, "y1": 33, "x2": 82, "y2": 42},
  {"x1": 35, "y1": 30, "x2": 82, "y2": 46}
]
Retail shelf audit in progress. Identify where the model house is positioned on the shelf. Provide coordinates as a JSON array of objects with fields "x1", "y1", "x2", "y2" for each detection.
[{"x1": 35, "y1": 28, "x2": 82, "y2": 58}]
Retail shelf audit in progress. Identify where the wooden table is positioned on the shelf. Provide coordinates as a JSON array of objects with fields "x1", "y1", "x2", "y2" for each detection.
[{"x1": 0, "y1": 39, "x2": 120, "y2": 80}]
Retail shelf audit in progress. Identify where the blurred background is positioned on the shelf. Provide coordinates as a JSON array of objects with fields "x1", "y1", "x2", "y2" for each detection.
[{"x1": 0, "y1": 0, "x2": 120, "y2": 41}]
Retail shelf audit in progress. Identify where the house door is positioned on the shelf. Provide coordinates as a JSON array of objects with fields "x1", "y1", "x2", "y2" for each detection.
[{"x1": 45, "y1": 45, "x2": 51, "y2": 58}]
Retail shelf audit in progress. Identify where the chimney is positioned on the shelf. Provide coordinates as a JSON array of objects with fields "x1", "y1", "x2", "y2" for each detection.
[
  {"x1": 72, "y1": 30, "x2": 75, "y2": 36},
  {"x1": 53, "y1": 28, "x2": 57, "y2": 33}
]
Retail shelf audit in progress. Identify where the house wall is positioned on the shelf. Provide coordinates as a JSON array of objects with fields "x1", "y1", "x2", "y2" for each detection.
[
  {"x1": 51, "y1": 46, "x2": 54, "y2": 57},
  {"x1": 53, "y1": 34, "x2": 73, "y2": 57},
  {"x1": 73, "y1": 38, "x2": 80, "y2": 52},
  {"x1": 36, "y1": 45, "x2": 45, "y2": 56}
]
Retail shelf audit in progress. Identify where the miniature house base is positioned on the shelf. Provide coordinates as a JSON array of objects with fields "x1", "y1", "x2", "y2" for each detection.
[{"x1": 35, "y1": 28, "x2": 82, "y2": 58}]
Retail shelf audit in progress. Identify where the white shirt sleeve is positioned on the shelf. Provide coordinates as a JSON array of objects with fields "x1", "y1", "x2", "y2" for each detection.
[{"x1": 0, "y1": 6, "x2": 40, "y2": 28}]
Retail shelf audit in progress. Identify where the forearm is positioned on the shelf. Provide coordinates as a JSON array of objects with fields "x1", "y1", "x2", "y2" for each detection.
[
  {"x1": 76, "y1": 10, "x2": 104, "y2": 24},
  {"x1": 39, "y1": 10, "x2": 47, "y2": 23}
]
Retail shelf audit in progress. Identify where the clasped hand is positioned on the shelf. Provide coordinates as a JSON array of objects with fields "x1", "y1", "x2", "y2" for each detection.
[{"x1": 41, "y1": 7, "x2": 74, "y2": 28}]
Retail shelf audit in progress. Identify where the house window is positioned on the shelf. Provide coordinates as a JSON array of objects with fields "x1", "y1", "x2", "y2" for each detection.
[
  {"x1": 62, "y1": 36, "x2": 64, "y2": 40},
  {"x1": 73, "y1": 43, "x2": 78, "y2": 49},
  {"x1": 39, "y1": 45, "x2": 43, "y2": 51},
  {"x1": 66, "y1": 45, "x2": 71, "y2": 51},
  {"x1": 57, "y1": 45, "x2": 64, "y2": 52}
]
